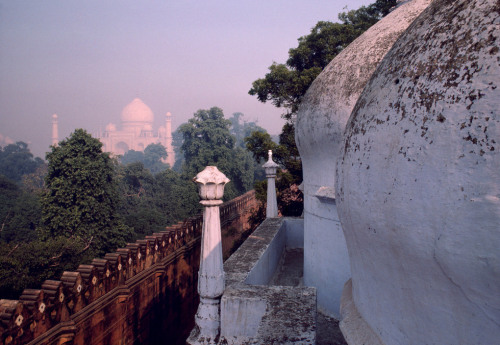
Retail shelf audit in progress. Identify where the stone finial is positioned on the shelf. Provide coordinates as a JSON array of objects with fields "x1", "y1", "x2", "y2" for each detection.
[
  {"x1": 188, "y1": 166, "x2": 229, "y2": 344},
  {"x1": 262, "y1": 150, "x2": 279, "y2": 177},
  {"x1": 262, "y1": 150, "x2": 279, "y2": 218},
  {"x1": 193, "y1": 166, "x2": 230, "y2": 202}
]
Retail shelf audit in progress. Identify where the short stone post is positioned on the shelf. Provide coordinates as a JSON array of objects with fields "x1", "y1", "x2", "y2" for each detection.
[
  {"x1": 263, "y1": 150, "x2": 279, "y2": 218},
  {"x1": 189, "y1": 166, "x2": 229, "y2": 344}
]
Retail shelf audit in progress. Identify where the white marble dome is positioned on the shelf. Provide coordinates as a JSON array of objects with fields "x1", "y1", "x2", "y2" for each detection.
[
  {"x1": 336, "y1": 0, "x2": 499, "y2": 344},
  {"x1": 296, "y1": 0, "x2": 432, "y2": 192},
  {"x1": 294, "y1": 0, "x2": 432, "y2": 319},
  {"x1": 121, "y1": 98, "x2": 154, "y2": 124}
]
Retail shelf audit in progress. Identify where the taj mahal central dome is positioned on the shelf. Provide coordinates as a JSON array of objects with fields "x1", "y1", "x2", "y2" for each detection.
[
  {"x1": 121, "y1": 98, "x2": 154, "y2": 124},
  {"x1": 98, "y1": 98, "x2": 175, "y2": 167}
]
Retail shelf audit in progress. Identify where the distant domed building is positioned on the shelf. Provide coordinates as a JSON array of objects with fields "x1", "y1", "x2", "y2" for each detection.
[{"x1": 98, "y1": 98, "x2": 175, "y2": 167}]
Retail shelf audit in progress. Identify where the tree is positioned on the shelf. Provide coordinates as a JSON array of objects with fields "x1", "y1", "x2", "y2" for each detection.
[
  {"x1": 179, "y1": 107, "x2": 234, "y2": 175},
  {"x1": 245, "y1": 131, "x2": 278, "y2": 163},
  {"x1": 116, "y1": 162, "x2": 200, "y2": 240},
  {"x1": 178, "y1": 107, "x2": 255, "y2": 200},
  {"x1": 121, "y1": 143, "x2": 169, "y2": 174},
  {"x1": 248, "y1": 0, "x2": 397, "y2": 215},
  {"x1": 249, "y1": 0, "x2": 397, "y2": 119},
  {"x1": 245, "y1": 123, "x2": 303, "y2": 216},
  {"x1": 229, "y1": 112, "x2": 267, "y2": 148},
  {"x1": 0, "y1": 236, "x2": 87, "y2": 299},
  {"x1": 143, "y1": 143, "x2": 169, "y2": 173},
  {"x1": 0, "y1": 174, "x2": 41, "y2": 243},
  {"x1": 171, "y1": 128, "x2": 185, "y2": 172},
  {"x1": 0, "y1": 142, "x2": 45, "y2": 183},
  {"x1": 40, "y1": 129, "x2": 132, "y2": 256},
  {"x1": 121, "y1": 149, "x2": 144, "y2": 165}
]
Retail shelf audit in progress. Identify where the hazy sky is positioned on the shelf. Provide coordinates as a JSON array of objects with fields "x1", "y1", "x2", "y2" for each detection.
[{"x1": 0, "y1": 0, "x2": 372, "y2": 158}]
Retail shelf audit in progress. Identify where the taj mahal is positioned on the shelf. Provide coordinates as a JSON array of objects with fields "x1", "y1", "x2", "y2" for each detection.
[{"x1": 52, "y1": 98, "x2": 175, "y2": 167}]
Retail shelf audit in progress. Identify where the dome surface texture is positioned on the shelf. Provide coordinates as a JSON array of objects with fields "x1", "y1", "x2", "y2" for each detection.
[
  {"x1": 294, "y1": 0, "x2": 432, "y2": 320},
  {"x1": 337, "y1": 0, "x2": 500, "y2": 344}
]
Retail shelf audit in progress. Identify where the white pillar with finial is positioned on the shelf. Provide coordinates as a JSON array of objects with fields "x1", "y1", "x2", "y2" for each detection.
[
  {"x1": 188, "y1": 166, "x2": 229, "y2": 345},
  {"x1": 51, "y1": 114, "x2": 59, "y2": 146},
  {"x1": 263, "y1": 150, "x2": 279, "y2": 218}
]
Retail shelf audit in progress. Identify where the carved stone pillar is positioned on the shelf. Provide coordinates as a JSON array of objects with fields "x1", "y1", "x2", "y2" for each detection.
[
  {"x1": 263, "y1": 150, "x2": 279, "y2": 218},
  {"x1": 189, "y1": 166, "x2": 229, "y2": 344}
]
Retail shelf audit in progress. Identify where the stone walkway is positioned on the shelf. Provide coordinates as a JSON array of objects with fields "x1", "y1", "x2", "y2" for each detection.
[{"x1": 269, "y1": 248, "x2": 348, "y2": 345}]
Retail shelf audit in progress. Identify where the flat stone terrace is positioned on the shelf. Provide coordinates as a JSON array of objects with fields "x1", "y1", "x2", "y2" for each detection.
[
  {"x1": 219, "y1": 217, "x2": 347, "y2": 345},
  {"x1": 220, "y1": 218, "x2": 316, "y2": 345}
]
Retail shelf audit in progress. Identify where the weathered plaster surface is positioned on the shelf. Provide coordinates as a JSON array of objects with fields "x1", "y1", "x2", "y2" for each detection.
[
  {"x1": 337, "y1": 0, "x2": 500, "y2": 344},
  {"x1": 295, "y1": 0, "x2": 432, "y2": 318},
  {"x1": 339, "y1": 279, "x2": 383, "y2": 345},
  {"x1": 220, "y1": 218, "x2": 316, "y2": 344}
]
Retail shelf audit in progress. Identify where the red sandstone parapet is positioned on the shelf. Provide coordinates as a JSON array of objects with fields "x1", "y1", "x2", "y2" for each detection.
[{"x1": 0, "y1": 190, "x2": 256, "y2": 345}]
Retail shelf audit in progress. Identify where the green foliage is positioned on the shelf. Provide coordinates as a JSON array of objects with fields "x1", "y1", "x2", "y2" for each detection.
[
  {"x1": 116, "y1": 162, "x2": 200, "y2": 240},
  {"x1": 245, "y1": 131, "x2": 278, "y2": 163},
  {"x1": 121, "y1": 149, "x2": 144, "y2": 165},
  {"x1": 229, "y1": 112, "x2": 267, "y2": 149},
  {"x1": 171, "y1": 129, "x2": 185, "y2": 172},
  {"x1": 21, "y1": 164, "x2": 48, "y2": 193},
  {"x1": 0, "y1": 191, "x2": 40, "y2": 243},
  {"x1": 0, "y1": 164, "x2": 43, "y2": 244},
  {"x1": 121, "y1": 143, "x2": 169, "y2": 174},
  {"x1": 179, "y1": 107, "x2": 255, "y2": 200},
  {"x1": 144, "y1": 143, "x2": 169, "y2": 172},
  {"x1": 154, "y1": 169, "x2": 200, "y2": 224},
  {"x1": 40, "y1": 129, "x2": 133, "y2": 256},
  {"x1": 179, "y1": 107, "x2": 234, "y2": 175},
  {"x1": 245, "y1": 123, "x2": 303, "y2": 216},
  {"x1": 0, "y1": 141, "x2": 45, "y2": 183},
  {"x1": 249, "y1": 0, "x2": 397, "y2": 119},
  {"x1": 0, "y1": 236, "x2": 91, "y2": 299},
  {"x1": 247, "y1": 0, "x2": 397, "y2": 216}
]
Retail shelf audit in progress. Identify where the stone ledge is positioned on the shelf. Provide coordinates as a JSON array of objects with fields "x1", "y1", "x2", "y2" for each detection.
[
  {"x1": 218, "y1": 217, "x2": 315, "y2": 344},
  {"x1": 221, "y1": 284, "x2": 316, "y2": 345}
]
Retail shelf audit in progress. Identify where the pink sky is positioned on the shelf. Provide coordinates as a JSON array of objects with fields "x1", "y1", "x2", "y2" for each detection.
[{"x1": 0, "y1": 0, "x2": 372, "y2": 158}]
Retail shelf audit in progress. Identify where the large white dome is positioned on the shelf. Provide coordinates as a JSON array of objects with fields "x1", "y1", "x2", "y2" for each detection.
[
  {"x1": 121, "y1": 98, "x2": 154, "y2": 123},
  {"x1": 337, "y1": 0, "x2": 499, "y2": 343}
]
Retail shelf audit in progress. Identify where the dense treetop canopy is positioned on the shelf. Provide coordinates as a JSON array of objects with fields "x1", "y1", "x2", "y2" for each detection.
[
  {"x1": 40, "y1": 129, "x2": 132, "y2": 255},
  {"x1": 0, "y1": 142, "x2": 45, "y2": 183},
  {"x1": 178, "y1": 107, "x2": 255, "y2": 200},
  {"x1": 121, "y1": 143, "x2": 169, "y2": 174}
]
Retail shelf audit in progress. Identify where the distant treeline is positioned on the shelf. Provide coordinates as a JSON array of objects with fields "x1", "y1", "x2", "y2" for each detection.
[{"x1": 0, "y1": 108, "x2": 267, "y2": 299}]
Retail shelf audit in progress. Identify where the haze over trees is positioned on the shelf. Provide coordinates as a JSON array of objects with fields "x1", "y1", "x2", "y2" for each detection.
[
  {"x1": 0, "y1": 106, "x2": 265, "y2": 298},
  {"x1": 246, "y1": 0, "x2": 398, "y2": 215},
  {"x1": 0, "y1": 0, "x2": 400, "y2": 298},
  {"x1": 121, "y1": 143, "x2": 169, "y2": 174},
  {"x1": 0, "y1": 141, "x2": 45, "y2": 183}
]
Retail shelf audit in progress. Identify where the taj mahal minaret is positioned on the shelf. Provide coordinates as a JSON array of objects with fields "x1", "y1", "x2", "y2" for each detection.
[
  {"x1": 165, "y1": 112, "x2": 175, "y2": 168},
  {"x1": 51, "y1": 113, "x2": 59, "y2": 146}
]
